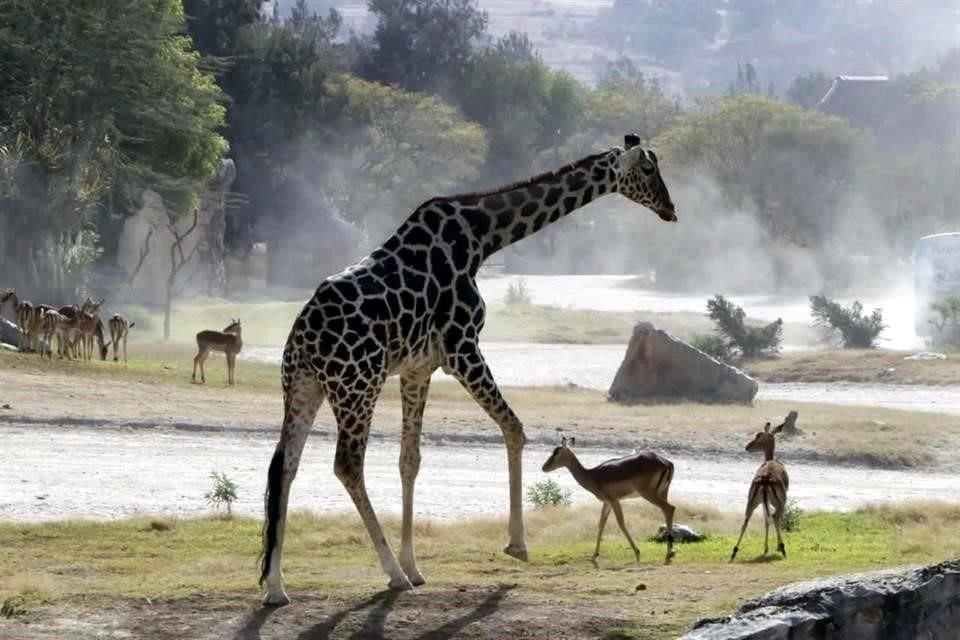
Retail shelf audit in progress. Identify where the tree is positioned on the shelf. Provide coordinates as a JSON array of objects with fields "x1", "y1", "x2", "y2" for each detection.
[
  {"x1": 653, "y1": 96, "x2": 864, "y2": 251},
  {"x1": 0, "y1": 0, "x2": 226, "y2": 300},
  {"x1": 810, "y1": 294, "x2": 885, "y2": 349},
  {"x1": 358, "y1": 0, "x2": 488, "y2": 94},
  {"x1": 706, "y1": 294, "x2": 783, "y2": 360},
  {"x1": 786, "y1": 71, "x2": 832, "y2": 110}
]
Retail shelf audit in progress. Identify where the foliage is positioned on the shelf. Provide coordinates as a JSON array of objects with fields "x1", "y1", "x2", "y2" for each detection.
[
  {"x1": 504, "y1": 278, "x2": 532, "y2": 306},
  {"x1": 358, "y1": 0, "x2": 488, "y2": 95},
  {"x1": 690, "y1": 333, "x2": 734, "y2": 364},
  {"x1": 785, "y1": 70, "x2": 833, "y2": 109},
  {"x1": 654, "y1": 96, "x2": 864, "y2": 251},
  {"x1": 706, "y1": 295, "x2": 783, "y2": 360},
  {"x1": 204, "y1": 471, "x2": 238, "y2": 515},
  {"x1": 527, "y1": 478, "x2": 571, "y2": 509},
  {"x1": 928, "y1": 296, "x2": 960, "y2": 350},
  {"x1": 809, "y1": 294, "x2": 885, "y2": 349},
  {"x1": 781, "y1": 498, "x2": 802, "y2": 532},
  {"x1": 0, "y1": 0, "x2": 226, "y2": 299}
]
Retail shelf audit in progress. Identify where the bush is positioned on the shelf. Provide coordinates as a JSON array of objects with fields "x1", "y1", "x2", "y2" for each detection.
[
  {"x1": 205, "y1": 471, "x2": 238, "y2": 516},
  {"x1": 706, "y1": 294, "x2": 783, "y2": 360},
  {"x1": 928, "y1": 296, "x2": 960, "y2": 350},
  {"x1": 527, "y1": 478, "x2": 571, "y2": 509},
  {"x1": 781, "y1": 498, "x2": 802, "y2": 532},
  {"x1": 505, "y1": 278, "x2": 532, "y2": 305},
  {"x1": 809, "y1": 294, "x2": 885, "y2": 348},
  {"x1": 689, "y1": 333, "x2": 734, "y2": 364}
]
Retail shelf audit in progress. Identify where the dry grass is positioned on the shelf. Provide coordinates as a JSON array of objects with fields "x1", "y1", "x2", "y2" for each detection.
[
  {"x1": 0, "y1": 502, "x2": 957, "y2": 639},
  {"x1": 3, "y1": 352, "x2": 960, "y2": 469},
  {"x1": 745, "y1": 349, "x2": 960, "y2": 385}
]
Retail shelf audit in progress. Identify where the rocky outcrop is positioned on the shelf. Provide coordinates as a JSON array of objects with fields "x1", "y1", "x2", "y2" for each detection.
[
  {"x1": 683, "y1": 559, "x2": 960, "y2": 640},
  {"x1": 608, "y1": 322, "x2": 758, "y2": 404},
  {"x1": 116, "y1": 159, "x2": 236, "y2": 304}
]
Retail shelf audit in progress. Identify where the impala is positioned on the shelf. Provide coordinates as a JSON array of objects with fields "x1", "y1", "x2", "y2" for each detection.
[
  {"x1": 541, "y1": 437, "x2": 676, "y2": 566},
  {"x1": 192, "y1": 318, "x2": 242, "y2": 385},
  {"x1": 730, "y1": 421, "x2": 789, "y2": 562},
  {"x1": 108, "y1": 314, "x2": 135, "y2": 363}
]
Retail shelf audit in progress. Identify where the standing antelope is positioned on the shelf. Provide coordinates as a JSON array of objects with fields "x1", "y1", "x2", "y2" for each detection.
[
  {"x1": 730, "y1": 421, "x2": 789, "y2": 562},
  {"x1": 108, "y1": 314, "x2": 135, "y2": 363},
  {"x1": 192, "y1": 319, "x2": 242, "y2": 385},
  {"x1": 38, "y1": 309, "x2": 73, "y2": 359},
  {"x1": 1, "y1": 289, "x2": 35, "y2": 351},
  {"x1": 541, "y1": 437, "x2": 676, "y2": 566}
]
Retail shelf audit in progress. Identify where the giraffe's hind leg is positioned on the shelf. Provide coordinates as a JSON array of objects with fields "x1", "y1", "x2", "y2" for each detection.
[
  {"x1": 261, "y1": 373, "x2": 324, "y2": 606},
  {"x1": 398, "y1": 372, "x2": 431, "y2": 586},
  {"x1": 328, "y1": 378, "x2": 412, "y2": 591},
  {"x1": 446, "y1": 344, "x2": 528, "y2": 561}
]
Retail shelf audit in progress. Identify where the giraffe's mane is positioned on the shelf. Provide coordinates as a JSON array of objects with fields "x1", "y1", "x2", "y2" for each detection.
[{"x1": 421, "y1": 150, "x2": 612, "y2": 207}]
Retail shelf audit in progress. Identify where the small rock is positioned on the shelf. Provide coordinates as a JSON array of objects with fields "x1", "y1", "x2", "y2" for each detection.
[
  {"x1": 635, "y1": 583, "x2": 647, "y2": 591},
  {"x1": 1, "y1": 403, "x2": 10, "y2": 409},
  {"x1": 656, "y1": 523, "x2": 704, "y2": 543},
  {"x1": 904, "y1": 351, "x2": 946, "y2": 360}
]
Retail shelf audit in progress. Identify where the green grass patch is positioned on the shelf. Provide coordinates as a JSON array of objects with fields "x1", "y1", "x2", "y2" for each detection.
[{"x1": 1, "y1": 501, "x2": 957, "y2": 638}]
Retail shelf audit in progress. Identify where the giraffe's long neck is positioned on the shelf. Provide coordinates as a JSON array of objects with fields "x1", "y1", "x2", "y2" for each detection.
[{"x1": 462, "y1": 150, "x2": 621, "y2": 262}]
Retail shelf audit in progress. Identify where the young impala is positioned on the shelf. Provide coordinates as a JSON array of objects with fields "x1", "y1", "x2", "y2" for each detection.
[
  {"x1": 192, "y1": 319, "x2": 242, "y2": 385},
  {"x1": 541, "y1": 437, "x2": 676, "y2": 566},
  {"x1": 108, "y1": 314, "x2": 135, "y2": 363},
  {"x1": 730, "y1": 421, "x2": 790, "y2": 562}
]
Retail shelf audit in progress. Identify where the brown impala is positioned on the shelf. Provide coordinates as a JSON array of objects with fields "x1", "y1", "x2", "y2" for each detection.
[
  {"x1": 192, "y1": 318, "x2": 242, "y2": 385},
  {"x1": 541, "y1": 437, "x2": 676, "y2": 566},
  {"x1": 730, "y1": 421, "x2": 789, "y2": 562}
]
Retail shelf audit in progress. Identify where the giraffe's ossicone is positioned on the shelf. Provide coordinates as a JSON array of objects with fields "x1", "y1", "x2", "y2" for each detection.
[{"x1": 260, "y1": 134, "x2": 678, "y2": 604}]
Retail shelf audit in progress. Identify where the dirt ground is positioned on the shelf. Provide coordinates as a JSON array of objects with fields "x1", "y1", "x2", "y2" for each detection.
[{"x1": 2, "y1": 586, "x2": 654, "y2": 640}]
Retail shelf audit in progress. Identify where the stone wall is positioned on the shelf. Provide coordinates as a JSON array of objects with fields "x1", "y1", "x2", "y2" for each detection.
[{"x1": 683, "y1": 559, "x2": 960, "y2": 639}]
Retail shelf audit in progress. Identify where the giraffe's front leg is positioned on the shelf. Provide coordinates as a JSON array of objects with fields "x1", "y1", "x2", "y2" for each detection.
[
  {"x1": 398, "y1": 373, "x2": 430, "y2": 586},
  {"x1": 447, "y1": 346, "x2": 528, "y2": 561}
]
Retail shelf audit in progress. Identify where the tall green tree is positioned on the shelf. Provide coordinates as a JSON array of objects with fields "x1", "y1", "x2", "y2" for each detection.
[{"x1": 0, "y1": 0, "x2": 227, "y2": 300}]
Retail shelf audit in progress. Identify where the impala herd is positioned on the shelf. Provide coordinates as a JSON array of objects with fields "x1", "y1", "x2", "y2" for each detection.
[{"x1": 0, "y1": 288, "x2": 134, "y2": 363}]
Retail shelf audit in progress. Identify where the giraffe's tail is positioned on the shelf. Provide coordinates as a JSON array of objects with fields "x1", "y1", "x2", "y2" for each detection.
[{"x1": 259, "y1": 444, "x2": 285, "y2": 586}]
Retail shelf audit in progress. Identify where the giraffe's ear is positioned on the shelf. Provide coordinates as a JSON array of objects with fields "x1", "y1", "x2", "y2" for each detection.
[
  {"x1": 648, "y1": 150, "x2": 658, "y2": 164},
  {"x1": 568, "y1": 436, "x2": 576, "y2": 447},
  {"x1": 560, "y1": 436, "x2": 567, "y2": 447},
  {"x1": 624, "y1": 133, "x2": 641, "y2": 149},
  {"x1": 771, "y1": 422, "x2": 785, "y2": 435}
]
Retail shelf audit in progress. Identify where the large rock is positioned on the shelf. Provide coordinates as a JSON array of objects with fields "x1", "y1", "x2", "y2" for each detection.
[
  {"x1": 683, "y1": 559, "x2": 960, "y2": 640},
  {"x1": 608, "y1": 322, "x2": 758, "y2": 404}
]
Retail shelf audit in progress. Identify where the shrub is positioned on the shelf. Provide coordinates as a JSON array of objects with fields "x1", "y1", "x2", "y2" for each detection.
[
  {"x1": 781, "y1": 498, "x2": 802, "y2": 532},
  {"x1": 928, "y1": 296, "x2": 960, "y2": 350},
  {"x1": 527, "y1": 478, "x2": 571, "y2": 508},
  {"x1": 505, "y1": 277, "x2": 532, "y2": 305},
  {"x1": 205, "y1": 471, "x2": 238, "y2": 516},
  {"x1": 690, "y1": 333, "x2": 734, "y2": 364},
  {"x1": 706, "y1": 294, "x2": 783, "y2": 360},
  {"x1": 809, "y1": 294, "x2": 885, "y2": 348}
]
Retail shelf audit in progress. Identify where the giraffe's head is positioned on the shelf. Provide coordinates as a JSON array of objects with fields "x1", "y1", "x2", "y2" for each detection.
[{"x1": 616, "y1": 134, "x2": 677, "y2": 222}]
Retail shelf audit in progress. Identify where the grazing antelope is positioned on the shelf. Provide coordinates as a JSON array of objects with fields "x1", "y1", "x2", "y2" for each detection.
[
  {"x1": 541, "y1": 437, "x2": 676, "y2": 566},
  {"x1": 108, "y1": 314, "x2": 135, "y2": 363},
  {"x1": 192, "y1": 319, "x2": 242, "y2": 385},
  {"x1": 730, "y1": 421, "x2": 789, "y2": 562}
]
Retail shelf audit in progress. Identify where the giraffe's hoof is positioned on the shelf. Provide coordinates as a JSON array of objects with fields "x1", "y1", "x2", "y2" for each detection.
[
  {"x1": 408, "y1": 572, "x2": 426, "y2": 587},
  {"x1": 388, "y1": 575, "x2": 415, "y2": 591},
  {"x1": 262, "y1": 591, "x2": 290, "y2": 607},
  {"x1": 503, "y1": 543, "x2": 528, "y2": 562}
]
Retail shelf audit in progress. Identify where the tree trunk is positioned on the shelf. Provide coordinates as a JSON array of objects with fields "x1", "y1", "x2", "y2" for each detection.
[{"x1": 164, "y1": 278, "x2": 173, "y2": 341}]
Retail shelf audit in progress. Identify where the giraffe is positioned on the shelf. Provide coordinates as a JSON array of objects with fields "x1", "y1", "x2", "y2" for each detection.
[{"x1": 260, "y1": 134, "x2": 678, "y2": 604}]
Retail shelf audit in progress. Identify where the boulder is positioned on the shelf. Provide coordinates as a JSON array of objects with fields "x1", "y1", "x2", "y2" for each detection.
[
  {"x1": 683, "y1": 559, "x2": 960, "y2": 640},
  {"x1": 608, "y1": 322, "x2": 758, "y2": 404}
]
